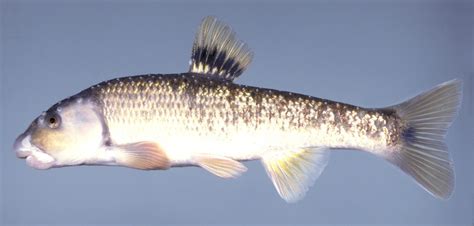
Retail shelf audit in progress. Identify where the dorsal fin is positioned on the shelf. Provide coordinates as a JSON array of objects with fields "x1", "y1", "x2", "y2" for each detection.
[{"x1": 189, "y1": 16, "x2": 253, "y2": 81}]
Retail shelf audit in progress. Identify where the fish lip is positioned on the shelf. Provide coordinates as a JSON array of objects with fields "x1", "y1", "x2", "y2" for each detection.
[{"x1": 14, "y1": 133, "x2": 56, "y2": 169}]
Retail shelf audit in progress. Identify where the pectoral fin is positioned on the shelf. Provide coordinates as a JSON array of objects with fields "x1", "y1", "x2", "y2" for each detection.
[
  {"x1": 262, "y1": 147, "x2": 330, "y2": 203},
  {"x1": 114, "y1": 142, "x2": 170, "y2": 170},
  {"x1": 195, "y1": 155, "x2": 247, "y2": 178}
]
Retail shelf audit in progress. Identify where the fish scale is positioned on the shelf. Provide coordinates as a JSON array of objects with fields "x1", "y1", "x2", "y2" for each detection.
[{"x1": 92, "y1": 73, "x2": 401, "y2": 160}]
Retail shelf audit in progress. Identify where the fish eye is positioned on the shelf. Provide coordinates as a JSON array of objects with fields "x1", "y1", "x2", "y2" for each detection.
[{"x1": 47, "y1": 115, "x2": 60, "y2": 129}]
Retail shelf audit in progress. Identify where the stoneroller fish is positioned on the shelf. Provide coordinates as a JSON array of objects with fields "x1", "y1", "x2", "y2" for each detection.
[{"x1": 14, "y1": 16, "x2": 462, "y2": 202}]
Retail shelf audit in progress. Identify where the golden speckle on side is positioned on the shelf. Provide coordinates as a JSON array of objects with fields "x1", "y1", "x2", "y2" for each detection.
[{"x1": 93, "y1": 73, "x2": 402, "y2": 163}]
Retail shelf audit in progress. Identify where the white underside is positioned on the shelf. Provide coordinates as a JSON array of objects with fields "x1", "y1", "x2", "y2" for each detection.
[
  {"x1": 15, "y1": 119, "x2": 393, "y2": 169},
  {"x1": 107, "y1": 120, "x2": 392, "y2": 166}
]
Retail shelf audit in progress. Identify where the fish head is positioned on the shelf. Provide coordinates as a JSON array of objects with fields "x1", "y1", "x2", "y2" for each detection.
[{"x1": 14, "y1": 97, "x2": 106, "y2": 169}]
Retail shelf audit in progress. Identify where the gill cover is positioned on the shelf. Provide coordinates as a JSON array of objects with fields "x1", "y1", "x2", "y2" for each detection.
[{"x1": 29, "y1": 98, "x2": 105, "y2": 167}]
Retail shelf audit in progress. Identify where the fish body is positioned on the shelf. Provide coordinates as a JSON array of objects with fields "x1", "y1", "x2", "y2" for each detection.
[
  {"x1": 14, "y1": 17, "x2": 462, "y2": 202},
  {"x1": 91, "y1": 73, "x2": 400, "y2": 164}
]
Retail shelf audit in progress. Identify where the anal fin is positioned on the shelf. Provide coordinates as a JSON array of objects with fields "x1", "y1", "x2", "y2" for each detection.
[
  {"x1": 262, "y1": 147, "x2": 330, "y2": 203},
  {"x1": 195, "y1": 154, "x2": 247, "y2": 178},
  {"x1": 114, "y1": 142, "x2": 171, "y2": 170}
]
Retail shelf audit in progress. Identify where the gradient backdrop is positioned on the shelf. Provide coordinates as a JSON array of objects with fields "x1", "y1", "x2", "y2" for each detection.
[{"x1": 1, "y1": 0, "x2": 473, "y2": 225}]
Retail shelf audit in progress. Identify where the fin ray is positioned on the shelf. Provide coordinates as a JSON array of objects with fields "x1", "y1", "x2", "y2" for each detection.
[
  {"x1": 261, "y1": 147, "x2": 330, "y2": 203},
  {"x1": 114, "y1": 142, "x2": 170, "y2": 170},
  {"x1": 195, "y1": 154, "x2": 247, "y2": 178},
  {"x1": 386, "y1": 79, "x2": 462, "y2": 199},
  {"x1": 189, "y1": 16, "x2": 253, "y2": 81}
]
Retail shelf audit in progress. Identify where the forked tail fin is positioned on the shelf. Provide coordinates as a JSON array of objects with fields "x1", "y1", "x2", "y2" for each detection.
[{"x1": 387, "y1": 79, "x2": 462, "y2": 199}]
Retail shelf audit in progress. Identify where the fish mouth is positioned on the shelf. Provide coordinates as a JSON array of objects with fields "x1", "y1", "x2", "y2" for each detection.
[{"x1": 14, "y1": 133, "x2": 56, "y2": 169}]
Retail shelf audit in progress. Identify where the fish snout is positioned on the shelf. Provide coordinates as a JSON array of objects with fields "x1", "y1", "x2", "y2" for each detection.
[
  {"x1": 14, "y1": 132, "x2": 31, "y2": 158},
  {"x1": 14, "y1": 132, "x2": 56, "y2": 169}
]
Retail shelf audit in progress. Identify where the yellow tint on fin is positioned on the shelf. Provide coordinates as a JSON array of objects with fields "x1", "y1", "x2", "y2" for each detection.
[
  {"x1": 262, "y1": 147, "x2": 330, "y2": 203},
  {"x1": 195, "y1": 155, "x2": 247, "y2": 178},
  {"x1": 114, "y1": 142, "x2": 170, "y2": 170}
]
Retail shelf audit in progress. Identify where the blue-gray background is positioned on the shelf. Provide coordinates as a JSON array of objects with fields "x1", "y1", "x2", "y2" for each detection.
[{"x1": 1, "y1": 0, "x2": 473, "y2": 225}]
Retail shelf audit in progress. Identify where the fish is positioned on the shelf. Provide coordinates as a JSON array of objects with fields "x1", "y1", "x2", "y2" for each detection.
[{"x1": 14, "y1": 16, "x2": 462, "y2": 202}]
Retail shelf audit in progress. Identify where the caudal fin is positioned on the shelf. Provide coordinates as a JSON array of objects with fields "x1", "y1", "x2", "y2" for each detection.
[{"x1": 387, "y1": 80, "x2": 462, "y2": 199}]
